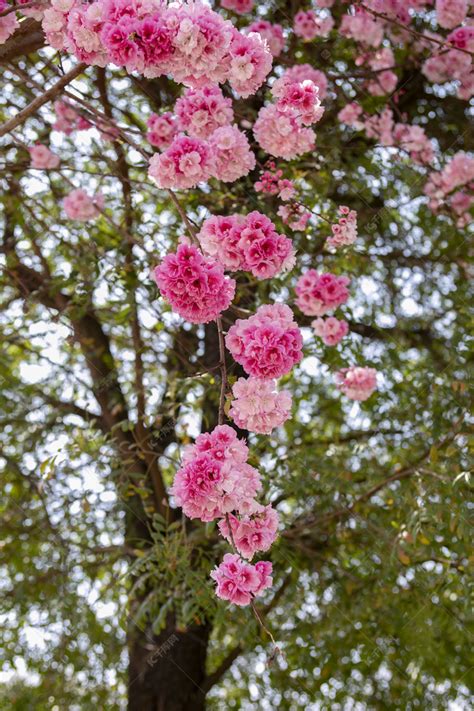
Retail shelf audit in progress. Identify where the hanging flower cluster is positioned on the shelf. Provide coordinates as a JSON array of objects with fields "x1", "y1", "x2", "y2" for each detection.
[
  {"x1": 246, "y1": 20, "x2": 285, "y2": 57},
  {"x1": 197, "y1": 211, "x2": 295, "y2": 279},
  {"x1": 152, "y1": 242, "x2": 236, "y2": 323},
  {"x1": 226, "y1": 304, "x2": 303, "y2": 380},
  {"x1": 42, "y1": 0, "x2": 272, "y2": 96},
  {"x1": 229, "y1": 377, "x2": 292, "y2": 435},
  {"x1": 326, "y1": 206, "x2": 358, "y2": 249}
]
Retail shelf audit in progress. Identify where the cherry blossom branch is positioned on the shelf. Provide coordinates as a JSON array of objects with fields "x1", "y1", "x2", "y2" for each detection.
[
  {"x1": 0, "y1": 63, "x2": 87, "y2": 138},
  {"x1": 0, "y1": 1, "x2": 45, "y2": 16}
]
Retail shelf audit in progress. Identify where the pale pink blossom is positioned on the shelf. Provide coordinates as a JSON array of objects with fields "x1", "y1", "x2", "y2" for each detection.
[
  {"x1": 312, "y1": 316, "x2": 349, "y2": 346},
  {"x1": 335, "y1": 366, "x2": 378, "y2": 401},
  {"x1": 175, "y1": 86, "x2": 234, "y2": 140},
  {"x1": 209, "y1": 125, "x2": 256, "y2": 183},
  {"x1": 294, "y1": 10, "x2": 334, "y2": 41},
  {"x1": 146, "y1": 112, "x2": 177, "y2": 150},
  {"x1": 247, "y1": 20, "x2": 285, "y2": 57},
  {"x1": 221, "y1": 0, "x2": 254, "y2": 15},
  {"x1": 326, "y1": 206, "x2": 358, "y2": 248},
  {"x1": 435, "y1": 0, "x2": 467, "y2": 29},
  {"x1": 272, "y1": 64, "x2": 328, "y2": 100},
  {"x1": 29, "y1": 144, "x2": 60, "y2": 170},
  {"x1": 229, "y1": 377, "x2": 292, "y2": 434},
  {"x1": 253, "y1": 104, "x2": 315, "y2": 160},
  {"x1": 148, "y1": 135, "x2": 214, "y2": 190},
  {"x1": 337, "y1": 102, "x2": 363, "y2": 129},
  {"x1": 277, "y1": 204, "x2": 311, "y2": 231},
  {"x1": 63, "y1": 188, "x2": 103, "y2": 221}
]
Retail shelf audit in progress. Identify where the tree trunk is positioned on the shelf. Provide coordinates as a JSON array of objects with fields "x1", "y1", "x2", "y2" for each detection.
[{"x1": 127, "y1": 616, "x2": 210, "y2": 711}]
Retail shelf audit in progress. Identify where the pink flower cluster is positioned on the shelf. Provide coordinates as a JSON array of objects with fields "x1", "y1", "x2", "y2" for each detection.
[
  {"x1": 275, "y1": 79, "x2": 325, "y2": 126},
  {"x1": 172, "y1": 425, "x2": 261, "y2": 521},
  {"x1": 29, "y1": 144, "x2": 60, "y2": 170},
  {"x1": 218, "y1": 506, "x2": 279, "y2": 558},
  {"x1": 435, "y1": 0, "x2": 467, "y2": 29},
  {"x1": 293, "y1": 10, "x2": 334, "y2": 41},
  {"x1": 197, "y1": 211, "x2": 295, "y2": 279},
  {"x1": 209, "y1": 125, "x2": 256, "y2": 183},
  {"x1": 221, "y1": 0, "x2": 254, "y2": 15},
  {"x1": 53, "y1": 100, "x2": 91, "y2": 134},
  {"x1": 359, "y1": 108, "x2": 434, "y2": 165},
  {"x1": 254, "y1": 66, "x2": 327, "y2": 160},
  {"x1": 175, "y1": 86, "x2": 234, "y2": 140},
  {"x1": 448, "y1": 25, "x2": 474, "y2": 51},
  {"x1": 146, "y1": 112, "x2": 177, "y2": 149},
  {"x1": 335, "y1": 366, "x2": 378, "y2": 401},
  {"x1": 211, "y1": 554, "x2": 272, "y2": 606},
  {"x1": 312, "y1": 316, "x2": 349, "y2": 346},
  {"x1": 226, "y1": 303, "x2": 303, "y2": 379},
  {"x1": 229, "y1": 377, "x2": 292, "y2": 434},
  {"x1": 340, "y1": 7, "x2": 384, "y2": 47},
  {"x1": 424, "y1": 151, "x2": 474, "y2": 225},
  {"x1": 272, "y1": 64, "x2": 328, "y2": 101},
  {"x1": 326, "y1": 206, "x2": 358, "y2": 249},
  {"x1": 43, "y1": 1, "x2": 272, "y2": 97},
  {"x1": 63, "y1": 188, "x2": 103, "y2": 221},
  {"x1": 0, "y1": 0, "x2": 19, "y2": 44},
  {"x1": 363, "y1": 48, "x2": 397, "y2": 96},
  {"x1": 247, "y1": 20, "x2": 285, "y2": 57},
  {"x1": 295, "y1": 270, "x2": 351, "y2": 316},
  {"x1": 152, "y1": 243, "x2": 235, "y2": 324},
  {"x1": 422, "y1": 47, "x2": 473, "y2": 100},
  {"x1": 254, "y1": 164, "x2": 296, "y2": 201},
  {"x1": 253, "y1": 104, "x2": 316, "y2": 160},
  {"x1": 149, "y1": 126, "x2": 255, "y2": 189},
  {"x1": 337, "y1": 101, "x2": 364, "y2": 129}
]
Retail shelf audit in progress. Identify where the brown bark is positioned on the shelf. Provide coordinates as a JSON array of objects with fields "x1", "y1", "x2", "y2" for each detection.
[{"x1": 127, "y1": 617, "x2": 210, "y2": 711}]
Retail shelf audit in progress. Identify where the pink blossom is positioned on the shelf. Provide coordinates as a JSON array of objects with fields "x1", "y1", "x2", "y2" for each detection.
[
  {"x1": 435, "y1": 0, "x2": 467, "y2": 29},
  {"x1": 218, "y1": 506, "x2": 279, "y2": 558},
  {"x1": 221, "y1": 0, "x2": 254, "y2": 15},
  {"x1": 63, "y1": 188, "x2": 103, "y2": 221},
  {"x1": 29, "y1": 144, "x2": 60, "y2": 170},
  {"x1": 277, "y1": 204, "x2": 311, "y2": 231},
  {"x1": 295, "y1": 270, "x2": 351, "y2": 316},
  {"x1": 337, "y1": 102, "x2": 363, "y2": 129},
  {"x1": 175, "y1": 86, "x2": 234, "y2": 140},
  {"x1": 340, "y1": 8, "x2": 384, "y2": 47},
  {"x1": 326, "y1": 206, "x2": 358, "y2": 248},
  {"x1": 152, "y1": 243, "x2": 235, "y2": 324},
  {"x1": 278, "y1": 179, "x2": 296, "y2": 201},
  {"x1": 272, "y1": 64, "x2": 328, "y2": 101},
  {"x1": 225, "y1": 303, "x2": 303, "y2": 379},
  {"x1": 447, "y1": 25, "x2": 474, "y2": 51},
  {"x1": 210, "y1": 553, "x2": 272, "y2": 606},
  {"x1": 312, "y1": 316, "x2": 349, "y2": 346},
  {"x1": 146, "y1": 112, "x2": 177, "y2": 150},
  {"x1": 229, "y1": 377, "x2": 292, "y2": 434},
  {"x1": 198, "y1": 211, "x2": 295, "y2": 279},
  {"x1": 393, "y1": 123, "x2": 434, "y2": 164},
  {"x1": 253, "y1": 104, "x2": 315, "y2": 160},
  {"x1": 0, "y1": 9, "x2": 19, "y2": 44},
  {"x1": 172, "y1": 425, "x2": 261, "y2": 521},
  {"x1": 53, "y1": 100, "x2": 91, "y2": 134},
  {"x1": 294, "y1": 10, "x2": 334, "y2": 41},
  {"x1": 275, "y1": 79, "x2": 324, "y2": 126},
  {"x1": 209, "y1": 125, "x2": 256, "y2": 183},
  {"x1": 227, "y1": 29, "x2": 273, "y2": 98},
  {"x1": 335, "y1": 366, "x2": 378, "y2": 401},
  {"x1": 247, "y1": 20, "x2": 285, "y2": 57},
  {"x1": 148, "y1": 135, "x2": 214, "y2": 190}
]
